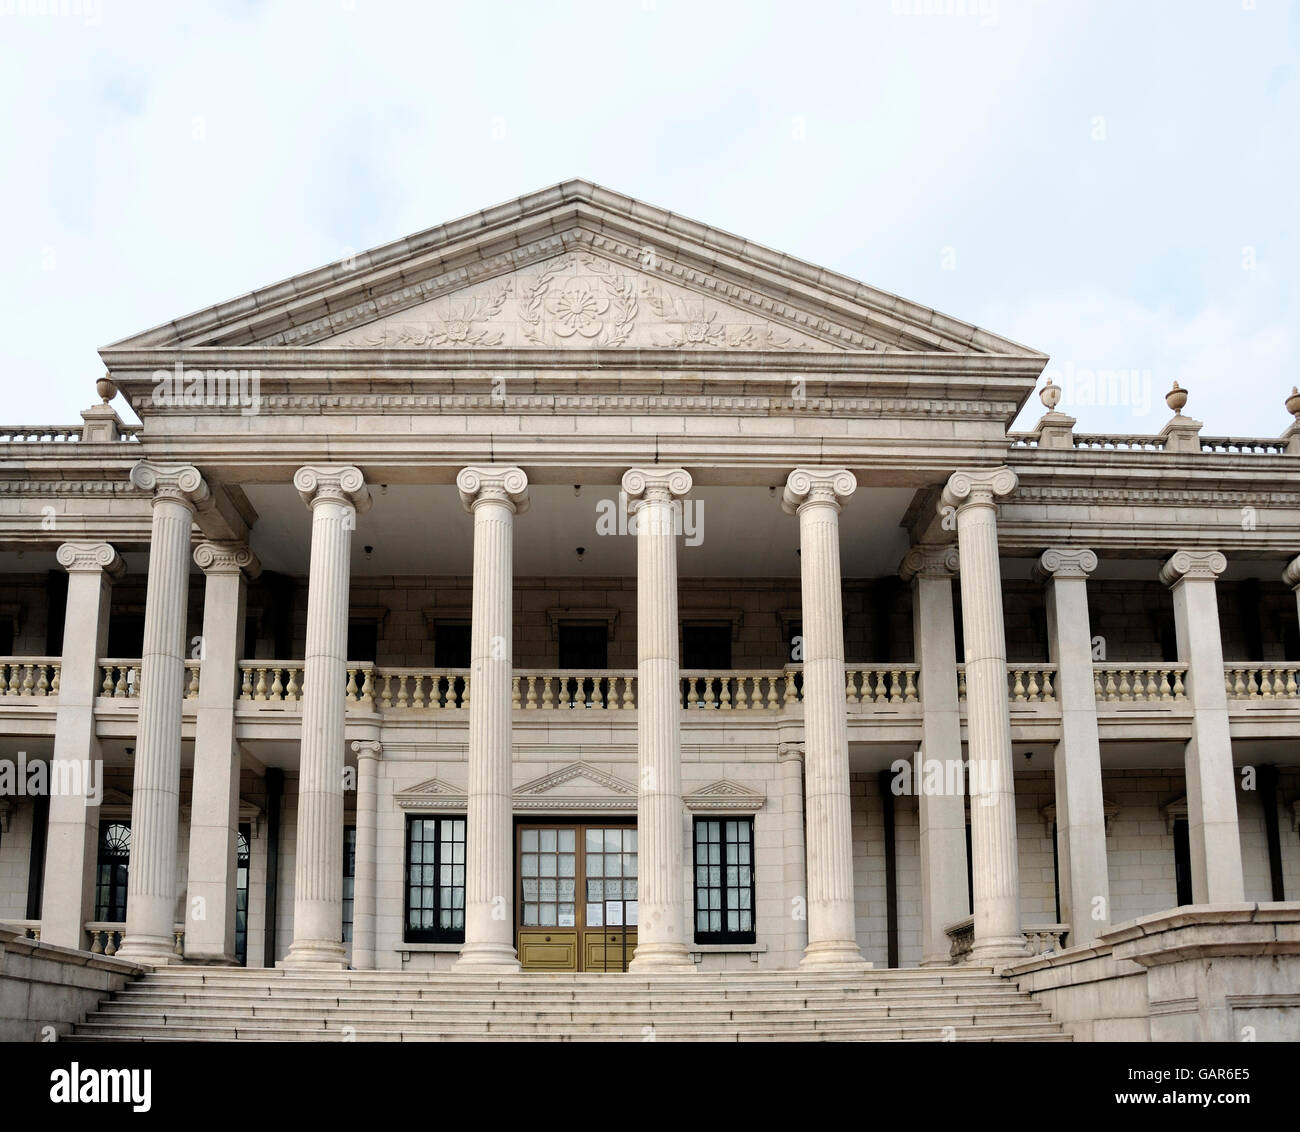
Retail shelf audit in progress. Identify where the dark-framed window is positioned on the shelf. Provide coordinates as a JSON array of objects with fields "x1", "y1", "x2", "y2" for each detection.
[
  {"x1": 404, "y1": 816, "x2": 466, "y2": 943},
  {"x1": 342, "y1": 825, "x2": 357, "y2": 943},
  {"x1": 347, "y1": 621, "x2": 378, "y2": 664},
  {"x1": 693, "y1": 817, "x2": 755, "y2": 943},
  {"x1": 683, "y1": 624, "x2": 731, "y2": 670},
  {"x1": 95, "y1": 820, "x2": 131, "y2": 922},
  {"x1": 235, "y1": 823, "x2": 250, "y2": 966}
]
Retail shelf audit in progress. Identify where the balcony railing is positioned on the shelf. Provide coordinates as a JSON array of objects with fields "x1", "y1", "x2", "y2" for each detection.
[
  {"x1": 1, "y1": 658, "x2": 60, "y2": 697},
  {"x1": 957, "y1": 663, "x2": 1057, "y2": 703},
  {"x1": 1094, "y1": 664, "x2": 1187, "y2": 702},
  {"x1": 85, "y1": 922, "x2": 184, "y2": 957},
  {"x1": 1226, "y1": 664, "x2": 1300, "y2": 699},
  {"x1": 946, "y1": 917, "x2": 1070, "y2": 963}
]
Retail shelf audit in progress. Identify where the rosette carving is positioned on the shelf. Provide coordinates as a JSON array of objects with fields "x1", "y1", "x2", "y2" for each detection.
[
  {"x1": 456, "y1": 465, "x2": 530, "y2": 513},
  {"x1": 781, "y1": 468, "x2": 856, "y2": 515}
]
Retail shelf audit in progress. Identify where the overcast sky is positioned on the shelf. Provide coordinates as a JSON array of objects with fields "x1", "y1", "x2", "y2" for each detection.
[{"x1": 2, "y1": 0, "x2": 1296, "y2": 437}]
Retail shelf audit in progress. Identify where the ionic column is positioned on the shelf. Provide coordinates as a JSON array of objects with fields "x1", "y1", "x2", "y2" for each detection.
[
  {"x1": 1283, "y1": 556, "x2": 1300, "y2": 634},
  {"x1": 41, "y1": 542, "x2": 124, "y2": 949},
  {"x1": 1159, "y1": 550, "x2": 1244, "y2": 903},
  {"x1": 900, "y1": 544, "x2": 968, "y2": 967},
  {"x1": 784, "y1": 468, "x2": 867, "y2": 969},
  {"x1": 285, "y1": 465, "x2": 371, "y2": 969},
  {"x1": 350, "y1": 739, "x2": 382, "y2": 970},
  {"x1": 941, "y1": 468, "x2": 1027, "y2": 965},
  {"x1": 185, "y1": 541, "x2": 259, "y2": 963},
  {"x1": 118, "y1": 463, "x2": 209, "y2": 964},
  {"x1": 777, "y1": 744, "x2": 808, "y2": 963},
  {"x1": 623, "y1": 467, "x2": 695, "y2": 971},
  {"x1": 1037, "y1": 548, "x2": 1110, "y2": 945},
  {"x1": 453, "y1": 466, "x2": 528, "y2": 971}
]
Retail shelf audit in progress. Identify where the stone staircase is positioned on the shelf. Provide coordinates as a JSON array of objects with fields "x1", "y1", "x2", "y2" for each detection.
[{"x1": 67, "y1": 967, "x2": 1068, "y2": 1042}]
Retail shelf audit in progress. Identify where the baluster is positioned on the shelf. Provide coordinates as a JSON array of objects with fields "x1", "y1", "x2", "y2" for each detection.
[
  {"x1": 20, "y1": 664, "x2": 35, "y2": 696},
  {"x1": 702, "y1": 678, "x2": 715, "y2": 709},
  {"x1": 1157, "y1": 669, "x2": 1172, "y2": 701},
  {"x1": 718, "y1": 677, "x2": 731, "y2": 710},
  {"x1": 784, "y1": 672, "x2": 798, "y2": 705},
  {"x1": 411, "y1": 673, "x2": 426, "y2": 709},
  {"x1": 377, "y1": 672, "x2": 391, "y2": 708},
  {"x1": 286, "y1": 668, "x2": 301, "y2": 701},
  {"x1": 734, "y1": 676, "x2": 749, "y2": 710},
  {"x1": 1040, "y1": 669, "x2": 1054, "y2": 702},
  {"x1": 1026, "y1": 669, "x2": 1040, "y2": 702},
  {"x1": 1011, "y1": 669, "x2": 1026, "y2": 703},
  {"x1": 90, "y1": 929, "x2": 104, "y2": 955},
  {"x1": 1172, "y1": 669, "x2": 1185, "y2": 698},
  {"x1": 36, "y1": 664, "x2": 49, "y2": 696},
  {"x1": 957, "y1": 668, "x2": 966, "y2": 701},
  {"x1": 105, "y1": 930, "x2": 118, "y2": 957},
  {"x1": 622, "y1": 674, "x2": 635, "y2": 710},
  {"x1": 592, "y1": 677, "x2": 604, "y2": 710},
  {"x1": 264, "y1": 668, "x2": 281, "y2": 701},
  {"x1": 4, "y1": 664, "x2": 17, "y2": 695},
  {"x1": 1287, "y1": 668, "x2": 1298, "y2": 698},
  {"x1": 461, "y1": 674, "x2": 470, "y2": 706},
  {"x1": 766, "y1": 675, "x2": 779, "y2": 710},
  {"x1": 254, "y1": 667, "x2": 268, "y2": 701},
  {"x1": 1103, "y1": 670, "x2": 1117, "y2": 701},
  {"x1": 886, "y1": 669, "x2": 901, "y2": 703},
  {"x1": 115, "y1": 666, "x2": 130, "y2": 697},
  {"x1": 187, "y1": 664, "x2": 200, "y2": 699},
  {"x1": 345, "y1": 667, "x2": 359, "y2": 703},
  {"x1": 239, "y1": 666, "x2": 253, "y2": 700},
  {"x1": 1143, "y1": 669, "x2": 1157, "y2": 702},
  {"x1": 522, "y1": 674, "x2": 535, "y2": 709},
  {"x1": 571, "y1": 677, "x2": 586, "y2": 710},
  {"x1": 1262, "y1": 667, "x2": 1276, "y2": 699},
  {"x1": 173, "y1": 930, "x2": 184, "y2": 957},
  {"x1": 534, "y1": 675, "x2": 548, "y2": 710},
  {"x1": 903, "y1": 669, "x2": 918, "y2": 703},
  {"x1": 844, "y1": 669, "x2": 858, "y2": 705},
  {"x1": 1229, "y1": 668, "x2": 1243, "y2": 698},
  {"x1": 396, "y1": 673, "x2": 409, "y2": 708},
  {"x1": 50, "y1": 665, "x2": 59, "y2": 696},
  {"x1": 1117, "y1": 669, "x2": 1133, "y2": 701},
  {"x1": 686, "y1": 677, "x2": 698, "y2": 709},
  {"x1": 361, "y1": 668, "x2": 374, "y2": 703},
  {"x1": 1246, "y1": 668, "x2": 1259, "y2": 698},
  {"x1": 1093, "y1": 668, "x2": 1104, "y2": 700}
]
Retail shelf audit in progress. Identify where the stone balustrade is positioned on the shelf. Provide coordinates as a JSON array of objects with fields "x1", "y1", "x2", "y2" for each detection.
[
  {"x1": 516, "y1": 670, "x2": 635, "y2": 710},
  {"x1": 681, "y1": 670, "x2": 797, "y2": 710},
  {"x1": 845, "y1": 666, "x2": 918, "y2": 704},
  {"x1": 957, "y1": 663, "x2": 1057, "y2": 704},
  {"x1": 1199, "y1": 436, "x2": 1289, "y2": 454},
  {"x1": 1225, "y1": 664, "x2": 1300, "y2": 699},
  {"x1": 86, "y1": 922, "x2": 184, "y2": 957},
  {"x1": 945, "y1": 917, "x2": 1069, "y2": 963},
  {"x1": 1093, "y1": 664, "x2": 1187, "y2": 702},
  {"x1": 1, "y1": 658, "x2": 60, "y2": 698},
  {"x1": 98, "y1": 660, "x2": 142, "y2": 698},
  {"x1": 0, "y1": 919, "x2": 42, "y2": 941}
]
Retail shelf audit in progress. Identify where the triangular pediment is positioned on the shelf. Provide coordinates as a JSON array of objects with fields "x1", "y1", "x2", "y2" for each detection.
[
  {"x1": 102, "y1": 180, "x2": 1044, "y2": 359},
  {"x1": 394, "y1": 776, "x2": 468, "y2": 810},
  {"x1": 513, "y1": 762, "x2": 636, "y2": 799},
  {"x1": 683, "y1": 779, "x2": 767, "y2": 813}
]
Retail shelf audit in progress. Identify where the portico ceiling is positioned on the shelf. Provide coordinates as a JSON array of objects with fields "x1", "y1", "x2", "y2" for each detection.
[{"x1": 241, "y1": 483, "x2": 916, "y2": 579}]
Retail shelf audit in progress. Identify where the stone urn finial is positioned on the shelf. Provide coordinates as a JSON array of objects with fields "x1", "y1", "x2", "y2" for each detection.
[
  {"x1": 1039, "y1": 376, "x2": 1061, "y2": 411},
  {"x1": 1287, "y1": 386, "x2": 1300, "y2": 420},
  {"x1": 96, "y1": 374, "x2": 117, "y2": 404},
  {"x1": 1166, "y1": 381, "x2": 1188, "y2": 415}
]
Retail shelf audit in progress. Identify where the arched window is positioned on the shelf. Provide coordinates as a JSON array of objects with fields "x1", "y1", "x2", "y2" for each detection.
[{"x1": 94, "y1": 821, "x2": 131, "y2": 922}]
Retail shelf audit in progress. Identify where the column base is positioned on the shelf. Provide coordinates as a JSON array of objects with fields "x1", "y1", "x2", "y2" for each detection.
[
  {"x1": 452, "y1": 941, "x2": 521, "y2": 973},
  {"x1": 799, "y1": 940, "x2": 872, "y2": 971},
  {"x1": 114, "y1": 935, "x2": 178, "y2": 966},
  {"x1": 627, "y1": 942, "x2": 695, "y2": 972},
  {"x1": 969, "y1": 935, "x2": 1032, "y2": 967},
  {"x1": 282, "y1": 939, "x2": 348, "y2": 970}
]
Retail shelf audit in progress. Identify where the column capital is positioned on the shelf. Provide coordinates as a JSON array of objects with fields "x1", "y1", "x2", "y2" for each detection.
[
  {"x1": 940, "y1": 466, "x2": 1017, "y2": 512},
  {"x1": 56, "y1": 541, "x2": 125, "y2": 577},
  {"x1": 129, "y1": 461, "x2": 210, "y2": 511},
  {"x1": 193, "y1": 541, "x2": 261, "y2": 579},
  {"x1": 777, "y1": 742, "x2": 805, "y2": 762},
  {"x1": 621, "y1": 466, "x2": 692, "y2": 505},
  {"x1": 293, "y1": 465, "x2": 373, "y2": 513},
  {"x1": 1035, "y1": 547, "x2": 1098, "y2": 581},
  {"x1": 1283, "y1": 555, "x2": 1300, "y2": 591},
  {"x1": 900, "y1": 543, "x2": 960, "y2": 581},
  {"x1": 1159, "y1": 549, "x2": 1226, "y2": 586},
  {"x1": 350, "y1": 739, "x2": 383, "y2": 762},
  {"x1": 456, "y1": 465, "x2": 530, "y2": 514},
  {"x1": 782, "y1": 468, "x2": 856, "y2": 515}
]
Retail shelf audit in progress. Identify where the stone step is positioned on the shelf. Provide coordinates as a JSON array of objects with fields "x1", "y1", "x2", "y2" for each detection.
[{"x1": 70, "y1": 1018, "x2": 1069, "y2": 1041}]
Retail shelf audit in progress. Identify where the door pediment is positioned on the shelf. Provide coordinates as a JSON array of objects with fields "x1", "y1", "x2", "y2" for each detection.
[{"x1": 512, "y1": 761, "x2": 637, "y2": 813}]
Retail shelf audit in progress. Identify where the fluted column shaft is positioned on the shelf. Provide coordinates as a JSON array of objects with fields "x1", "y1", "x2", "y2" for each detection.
[
  {"x1": 185, "y1": 542, "x2": 258, "y2": 963},
  {"x1": 1038, "y1": 548, "x2": 1110, "y2": 945},
  {"x1": 902, "y1": 545, "x2": 968, "y2": 966},
  {"x1": 778, "y1": 746, "x2": 808, "y2": 963},
  {"x1": 1161, "y1": 550, "x2": 1244, "y2": 903},
  {"x1": 454, "y1": 466, "x2": 528, "y2": 971},
  {"x1": 623, "y1": 467, "x2": 694, "y2": 971},
  {"x1": 784, "y1": 468, "x2": 867, "y2": 969},
  {"x1": 119, "y1": 464, "x2": 208, "y2": 963},
  {"x1": 942, "y1": 468, "x2": 1027, "y2": 965},
  {"x1": 286, "y1": 465, "x2": 370, "y2": 968},
  {"x1": 41, "y1": 542, "x2": 124, "y2": 949},
  {"x1": 350, "y1": 739, "x2": 382, "y2": 970}
]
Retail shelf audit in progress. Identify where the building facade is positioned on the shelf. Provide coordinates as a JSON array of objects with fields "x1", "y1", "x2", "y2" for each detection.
[{"x1": 1, "y1": 184, "x2": 1298, "y2": 1016}]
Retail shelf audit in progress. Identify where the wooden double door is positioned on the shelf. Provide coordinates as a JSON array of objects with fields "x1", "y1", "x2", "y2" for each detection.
[{"x1": 516, "y1": 822, "x2": 638, "y2": 971}]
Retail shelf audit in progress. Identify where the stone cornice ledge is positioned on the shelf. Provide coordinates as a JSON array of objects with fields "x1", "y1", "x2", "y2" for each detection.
[{"x1": 1099, "y1": 903, "x2": 1300, "y2": 966}]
